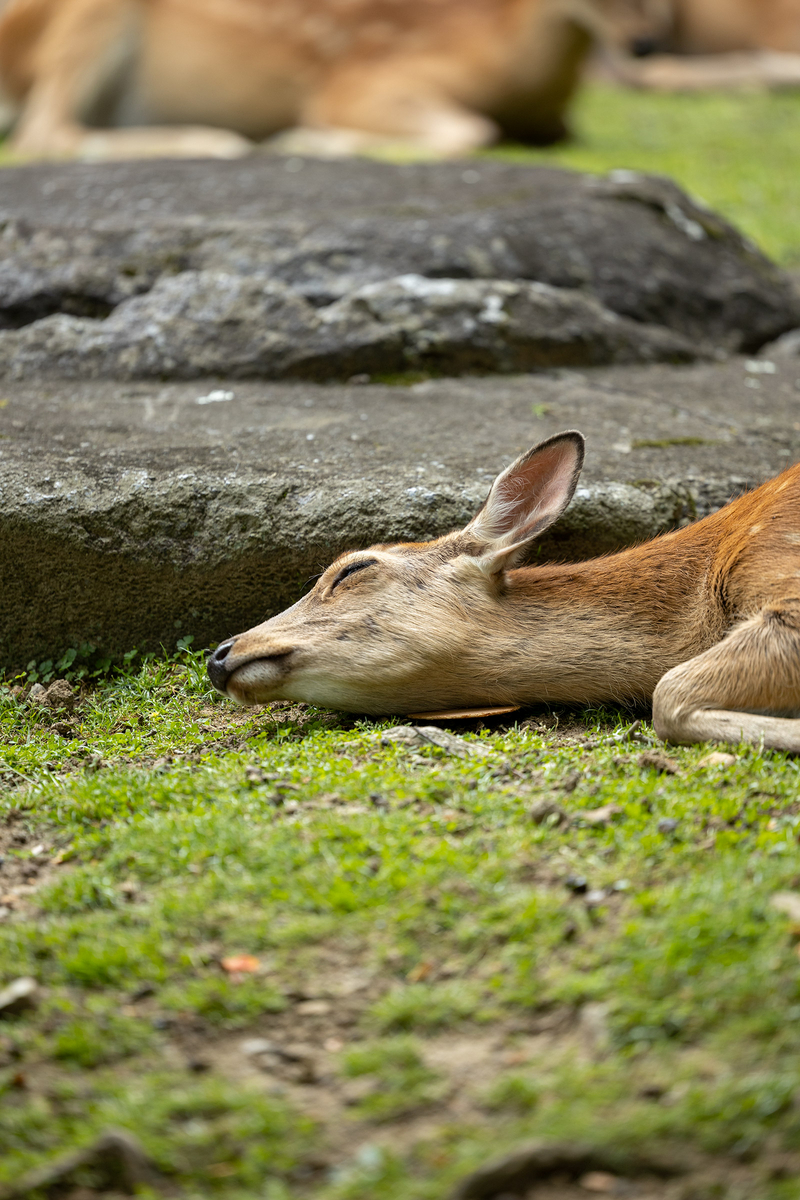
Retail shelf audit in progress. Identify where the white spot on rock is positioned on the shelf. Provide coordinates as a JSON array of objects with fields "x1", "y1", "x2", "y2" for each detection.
[
  {"x1": 746, "y1": 360, "x2": 777, "y2": 374},
  {"x1": 196, "y1": 390, "x2": 234, "y2": 405},
  {"x1": 665, "y1": 203, "x2": 706, "y2": 242}
]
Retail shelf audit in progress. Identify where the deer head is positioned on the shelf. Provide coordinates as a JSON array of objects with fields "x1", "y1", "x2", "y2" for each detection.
[
  {"x1": 206, "y1": 431, "x2": 585, "y2": 714},
  {"x1": 579, "y1": 0, "x2": 675, "y2": 55}
]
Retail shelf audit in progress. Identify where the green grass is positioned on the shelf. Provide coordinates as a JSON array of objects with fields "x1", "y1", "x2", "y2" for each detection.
[
  {"x1": 488, "y1": 84, "x2": 800, "y2": 266},
  {"x1": 342, "y1": 1037, "x2": 445, "y2": 1121},
  {"x1": 3, "y1": 653, "x2": 800, "y2": 1196}
]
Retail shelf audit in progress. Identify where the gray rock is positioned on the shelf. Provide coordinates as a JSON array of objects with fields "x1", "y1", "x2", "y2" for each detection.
[
  {"x1": 0, "y1": 1128, "x2": 164, "y2": 1198},
  {"x1": 1, "y1": 357, "x2": 798, "y2": 670},
  {"x1": 0, "y1": 976, "x2": 39, "y2": 1016},
  {"x1": 40, "y1": 679, "x2": 77, "y2": 711},
  {"x1": 761, "y1": 327, "x2": 800, "y2": 358},
  {"x1": 529, "y1": 799, "x2": 570, "y2": 826},
  {"x1": 0, "y1": 159, "x2": 795, "y2": 376},
  {"x1": 377, "y1": 725, "x2": 481, "y2": 757},
  {"x1": 325, "y1": 276, "x2": 696, "y2": 373},
  {"x1": 450, "y1": 1139, "x2": 679, "y2": 1199},
  {"x1": 0, "y1": 272, "x2": 696, "y2": 381}
]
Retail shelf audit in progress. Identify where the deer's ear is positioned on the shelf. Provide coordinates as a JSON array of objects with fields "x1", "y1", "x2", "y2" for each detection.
[{"x1": 466, "y1": 431, "x2": 585, "y2": 575}]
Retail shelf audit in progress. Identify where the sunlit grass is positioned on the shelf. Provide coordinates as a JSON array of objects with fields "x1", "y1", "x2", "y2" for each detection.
[
  {"x1": 3, "y1": 656, "x2": 800, "y2": 1195},
  {"x1": 487, "y1": 84, "x2": 800, "y2": 266}
]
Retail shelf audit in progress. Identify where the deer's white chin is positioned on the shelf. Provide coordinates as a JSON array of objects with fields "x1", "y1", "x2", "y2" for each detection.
[
  {"x1": 226, "y1": 662, "x2": 407, "y2": 715},
  {"x1": 226, "y1": 660, "x2": 291, "y2": 706}
]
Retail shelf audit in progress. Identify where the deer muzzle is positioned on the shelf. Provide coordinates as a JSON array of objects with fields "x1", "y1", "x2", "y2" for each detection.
[{"x1": 207, "y1": 638, "x2": 296, "y2": 704}]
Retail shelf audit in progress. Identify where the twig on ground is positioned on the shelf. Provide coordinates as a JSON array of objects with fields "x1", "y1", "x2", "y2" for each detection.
[{"x1": 576, "y1": 721, "x2": 656, "y2": 750}]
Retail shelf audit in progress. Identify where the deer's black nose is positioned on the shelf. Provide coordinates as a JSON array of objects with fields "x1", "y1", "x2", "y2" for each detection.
[
  {"x1": 207, "y1": 639, "x2": 235, "y2": 691},
  {"x1": 631, "y1": 36, "x2": 659, "y2": 57}
]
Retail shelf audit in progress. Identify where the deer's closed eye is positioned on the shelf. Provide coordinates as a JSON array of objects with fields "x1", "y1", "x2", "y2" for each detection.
[{"x1": 331, "y1": 559, "x2": 377, "y2": 590}]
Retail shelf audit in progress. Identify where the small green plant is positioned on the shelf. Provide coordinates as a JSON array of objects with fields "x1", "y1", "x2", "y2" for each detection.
[
  {"x1": 632, "y1": 437, "x2": 714, "y2": 450},
  {"x1": 370, "y1": 370, "x2": 434, "y2": 386},
  {"x1": 482, "y1": 1072, "x2": 541, "y2": 1114},
  {"x1": 52, "y1": 1011, "x2": 153, "y2": 1068},
  {"x1": 342, "y1": 1038, "x2": 445, "y2": 1121},
  {"x1": 160, "y1": 976, "x2": 286, "y2": 1028},
  {"x1": 5, "y1": 635, "x2": 204, "y2": 687},
  {"x1": 367, "y1": 981, "x2": 485, "y2": 1033}
]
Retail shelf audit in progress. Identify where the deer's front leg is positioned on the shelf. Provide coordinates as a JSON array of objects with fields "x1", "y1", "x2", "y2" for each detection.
[
  {"x1": 301, "y1": 63, "x2": 498, "y2": 157},
  {"x1": 7, "y1": 0, "x2": 129, "y2": 156},
  {"x1": 653, "y1": 602, "x2": 800, "y2": 752},
  {"x1": 8, "y1": 0, "x2": 252, "y2": 160}
]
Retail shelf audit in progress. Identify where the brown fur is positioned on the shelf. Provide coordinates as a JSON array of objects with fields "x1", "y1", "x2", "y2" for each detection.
[
  {"x1": 0, "y1": 0, "x2": 671, "y2": 158},
  {"x1": 668, "y1": 0, "x2": 800, "y2": 54},
  {"x1": 606, "y1": 0, "x2": 800, "y2": 90},
  {"x1": 207, "y1": 431, "x2": 800, "y2": 751}
]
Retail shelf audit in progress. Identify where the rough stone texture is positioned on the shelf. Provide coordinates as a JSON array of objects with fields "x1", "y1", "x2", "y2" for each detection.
[
  {"x1": 0, "y1": 159, "x2": 797, "y2": 382},
  {"x1": 0, "y1": 273, "x2": 696, "y2": 381},
  {"x1": 1, "y1": 356, "x2": 799, "y2": 669},
  {"x1": 764, "y1": 327, "x2": 800, "y2": 359}
]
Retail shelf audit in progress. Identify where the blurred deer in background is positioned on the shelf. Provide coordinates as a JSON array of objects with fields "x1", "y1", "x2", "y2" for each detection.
[
  {"x1": 0, "y1": 0, "x2": 674, "y2": 159},
  {"x1": 208, "y1": 431, "x2": 800, "y2": 752},
  {"x1": 606, "y1": 0, "x2": 800, "y2": 90}
]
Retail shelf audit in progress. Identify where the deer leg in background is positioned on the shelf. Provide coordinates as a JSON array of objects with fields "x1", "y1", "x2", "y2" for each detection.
[
  {"x1": 614, "y1": 49, "x2": 800, "y2": 91},
  {"x1": 300, "y1": 63, "x2": 498, "y2": 157},
  {"x1": 9, "y1": 0, "x2": 135, "y2": 155},
  {"x1": 8, "y1": 0, "x2": 251, "y2": 159},
  {"x1": 653, "y1": 601, "x2": 800, "y2": 751}
]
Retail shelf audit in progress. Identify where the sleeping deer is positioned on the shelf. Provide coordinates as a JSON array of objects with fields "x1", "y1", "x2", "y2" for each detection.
[
  {"x1": 207, "y1": 431, "x2": 800, "y2": 751},
  {"x1": 608, "y1": 0, "x2": 800, "y2": 92},
  {"x1": 0, "y1": 0, "x2": 672, "y2": 159}
]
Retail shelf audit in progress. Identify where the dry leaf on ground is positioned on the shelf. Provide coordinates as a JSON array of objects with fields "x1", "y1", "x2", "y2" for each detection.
[{"x1": 221, "y1": 954, "x2": 261, "y2": 974}]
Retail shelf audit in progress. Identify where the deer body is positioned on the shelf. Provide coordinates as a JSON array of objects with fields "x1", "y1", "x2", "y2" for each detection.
[
  {"x1": 0, "y1": 0, "x2": 669, "y2": 158},
  {"x1": 608, "y1": 0, "x2": 800, "y2": 92},
  {"x1": 208, "y1": 432, "x2": 800, "y2": 751},
  {"x1": 665, "y1": 0, "x2": 800, "y2": 54}
]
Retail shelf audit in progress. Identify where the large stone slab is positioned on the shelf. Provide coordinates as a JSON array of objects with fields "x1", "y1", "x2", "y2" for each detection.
[
  {"x1": 0, "y1": 159, "x2": 796, "y2": 383},
  {"x1": 0, "y1": 275, "x2": 696, "y2": 381},
  {"x1": 1, "y1": 357, "x2": 798, "y2": 669}
]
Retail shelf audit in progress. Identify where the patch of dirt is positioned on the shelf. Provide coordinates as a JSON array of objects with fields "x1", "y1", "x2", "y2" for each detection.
[
  {"x1": 0, "y1": 809, "x2": 69, "y2": 921},
  {"x1": 5, "y1": 893, "x2": 799, "y2": 1196}
]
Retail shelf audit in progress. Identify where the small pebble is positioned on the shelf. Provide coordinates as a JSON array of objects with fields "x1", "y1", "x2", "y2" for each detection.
[
  {"x1": 639, "y1": 751, "x2": 680, "y2": 775},
  {"x1": 296, "y1": 999, "x2": 331, "y2": 1016},
  {"x1": 639, "y1": 1083, "x2": 666, "y2": 1099},
  {"x1": 697, "y1": 751, "x2": 737, "y2": 768},
  {"x1": 565, "y1": 875, "x2": 588, "y2": 894},
  {"x1": 576, "y1": 803, "x2": 621, "y2": 827},
  {"x1": 0, "y1": 977, "x2": 39, "y2": 1017},
  {"x1": 130, "y1": 982, "x2": 156, "y2": 1001},
  {"x1": 529, "y1": 798, "x2": 569, "y2": 826},
  {"x1": 580, "y1": 1171, "x2": 619, "y2": 1193},
  {"x1": 240, "y1": 1037, "x2": 276, "y2": 1057}
]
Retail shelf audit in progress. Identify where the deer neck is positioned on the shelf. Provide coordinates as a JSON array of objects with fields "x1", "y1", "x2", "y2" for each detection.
[{"x1": 493, "y1": 525, "x2": 724, "y2": 705}]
